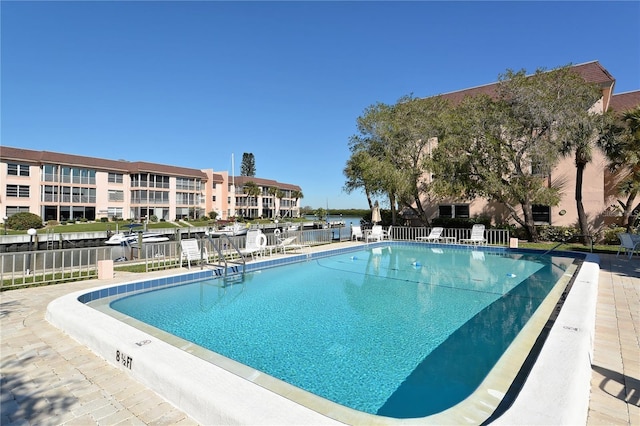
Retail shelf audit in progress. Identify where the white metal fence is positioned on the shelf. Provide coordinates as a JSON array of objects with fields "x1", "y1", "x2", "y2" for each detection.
[{"x1": 0, "y1": 226, "x2": 509, "y2": 290}]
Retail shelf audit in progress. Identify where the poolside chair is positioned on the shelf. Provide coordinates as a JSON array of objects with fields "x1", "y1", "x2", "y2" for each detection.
[
  {"x1": 383, "y1": 225, "x2": 392, "y2": 240},
  {"x1": 366, "y1": 225, "x2": 385, "y2": 242},
  {"x1": 240, "y1": 229, "x2": 267, "y2": 260},
  {"x1": 417, "y1": 227, "x2": 443, "y2": 242},
  {"x1": 616, "y1": 233, "x2": 640, "y2": 259},
  {"x1": 351, "y1": 225, "x2": 364, "y2": 241},
  {"x1": 273, "y1": 236, "x2": 310, "y2": 254},
  {"x1": 181, "y1": 239, "x2": 209, "y2": 269},
  {"x1": 460, "y1": 224, "x2": 487, "y2": 245}
]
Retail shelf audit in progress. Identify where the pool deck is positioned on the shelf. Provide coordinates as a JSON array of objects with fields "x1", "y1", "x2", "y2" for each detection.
[{"x1": 1, "y1": 247, "x2": 638, "y2": 425}]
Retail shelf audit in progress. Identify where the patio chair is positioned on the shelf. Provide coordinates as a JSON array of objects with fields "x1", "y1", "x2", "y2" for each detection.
[
  {"x1": 351, "y1": 225, "x2": 364, "y2": 241},
  {"x1": 181, "y1": 239, "x2": 209, "y2": 269},
  {"x1": 416, "y1": 227, "x2": 443, "y2": 242},
  {"x1": 616, "y1": 233, "x2": 640, "y2": 259},
  {"x1": 460, "y1": 224, "x2": 487, "y2": 245},
  {"x1": 240, "y1": 229, "x2": 267, "y2": 260},
  {"x1": 273, "y1": 236, "x2": 310, "y2": 254},
  {"x1": 366, "y1": 225, "x2": 385, "y2": 242}
]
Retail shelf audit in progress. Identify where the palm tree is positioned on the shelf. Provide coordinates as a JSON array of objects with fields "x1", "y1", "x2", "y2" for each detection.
[
  {"x1": 291, "y1": 190, "x2": 304, "y2": 218},
  {"x1": 602, "y1": 107, "x2": 640, "y2": 231},
  {"x1": 275, "y1": 189, "x2": 285, "y2": 218},
  {"x1": 558, "y1": 78, "x2": 611, "y2": 243},
  {"x1": 242, "y1": 181, "x2": 261, "y2": 219},
  {"x1": 267, "y1": 187, "x2": 278, "y2": 219}
]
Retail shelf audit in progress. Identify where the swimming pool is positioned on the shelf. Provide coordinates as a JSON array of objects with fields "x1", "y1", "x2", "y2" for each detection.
[{"x1": 46, "y1": 242, "x2": 600, "y2": 425}]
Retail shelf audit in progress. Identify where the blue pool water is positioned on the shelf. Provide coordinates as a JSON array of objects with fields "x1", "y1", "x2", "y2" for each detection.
[{"x1": 110, "y1": 245, "x2": 573, "y2": 418}]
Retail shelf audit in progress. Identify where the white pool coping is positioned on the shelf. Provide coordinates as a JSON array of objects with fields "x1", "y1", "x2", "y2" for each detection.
[{"x1": 45, "y1": 250, "x2": 599, "y2": 425}]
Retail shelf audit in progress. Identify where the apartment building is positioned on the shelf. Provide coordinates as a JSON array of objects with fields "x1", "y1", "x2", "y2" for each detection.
[
  {"x1": 418, "y1": 61, "x2": 639, "y2": 231},
  {"x1": 0, "y1": 147, "x2": 302, "y2": 223}
]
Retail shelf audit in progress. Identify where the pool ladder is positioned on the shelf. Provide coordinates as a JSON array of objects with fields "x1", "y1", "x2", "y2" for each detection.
[{"x1": 206, "y1": 234, "x2": 246, "y2": 283}]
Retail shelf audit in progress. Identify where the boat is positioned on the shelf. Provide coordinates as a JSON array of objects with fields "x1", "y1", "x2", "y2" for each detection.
[
  {"x1": 207, "y1": 223, "x2": 249, "y2": 237},
  {"x1": 105, "y1": 232, "x2": 169, "y2": 246}
]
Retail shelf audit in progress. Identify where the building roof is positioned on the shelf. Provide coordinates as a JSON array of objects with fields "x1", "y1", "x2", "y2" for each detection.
[
  {"x1": 436, "y1": 61, "x2": 616, "y2": 105},
  {"x1": 609, "y1": 90, "x2": 640, "y2": 113},
  {"x1": 233, "y1": 175, "x2": 302, "y2": 192},
  {"x1": 0, "y1": 146, "x2": 213, "y2": 181}
]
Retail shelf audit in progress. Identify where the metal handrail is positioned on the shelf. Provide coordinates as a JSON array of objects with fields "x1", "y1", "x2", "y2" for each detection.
[
  {"x1": 206, "y1": 235, "x2": 245, "y2": 279},
  {"x1": 541, "y1": 234, "x2": 594, "y2": 255}
]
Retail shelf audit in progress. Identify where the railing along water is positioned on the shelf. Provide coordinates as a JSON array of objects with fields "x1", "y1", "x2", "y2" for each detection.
[{"x1": 1, "y1": 227, "x2": 511, "y2": 290}]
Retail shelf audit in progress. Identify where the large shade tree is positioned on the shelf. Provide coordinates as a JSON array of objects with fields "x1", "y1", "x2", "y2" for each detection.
[
  {"x1": 383, "y1": 95, "x2": 449, "y2": 225},
  {"x1": 344, "y1": 96, "x2": 448, "y2": 225},
  {"x1": 430, "y1": 67, "x2": 599, "y2": 241},
  {"x1": 344, "y1": 102, "x2": 400, "y2": 217}
]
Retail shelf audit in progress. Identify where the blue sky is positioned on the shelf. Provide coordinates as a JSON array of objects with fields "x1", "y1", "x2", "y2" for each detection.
[{"x1": 2, "y1": 1, "x2": 639, "y2": 210}]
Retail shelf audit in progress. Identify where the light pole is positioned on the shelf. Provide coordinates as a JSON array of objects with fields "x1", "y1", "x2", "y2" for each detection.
[{"x1": 26, "y1": 228, "x2": 37, "y2": 275}]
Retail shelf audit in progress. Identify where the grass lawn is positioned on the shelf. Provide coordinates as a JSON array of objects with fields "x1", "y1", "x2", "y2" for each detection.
[{"x1": 518, "y1": 241, "x2": 619, "y2": 255}]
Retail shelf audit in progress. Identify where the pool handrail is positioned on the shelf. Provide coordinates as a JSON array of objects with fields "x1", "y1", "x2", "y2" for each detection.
[{"x1": 206, "y1": 234, "x2": 246, "y2": 279}]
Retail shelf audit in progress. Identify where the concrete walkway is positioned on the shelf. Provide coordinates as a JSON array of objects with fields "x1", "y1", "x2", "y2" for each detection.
[
  {"x1": 1, "y1": 253, "x2": 638, "y2": 425},
  {"x1": 587, "y1": 254, "x2": 639, "y2": 425}
]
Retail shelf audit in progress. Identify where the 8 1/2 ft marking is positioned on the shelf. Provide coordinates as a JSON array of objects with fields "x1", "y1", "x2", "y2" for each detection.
[{"x1": 116, "y1": 350, "x2": 133, "y2": 369}]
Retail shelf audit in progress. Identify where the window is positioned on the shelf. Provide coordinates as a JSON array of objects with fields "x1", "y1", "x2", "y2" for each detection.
[
  {"x1": 439, "y1": 205, "x2": 453, "y2": 218},
  {"x1": 107, "y1": 207, "x2": 123, "y2": 219},
  {"x1": 149, "y1": 174, "x2": 169, "y2": 189},
  {"x1": 531, "y1": 159, "x2": 550, "y2": 177},
  {"x1": 7, "y1": 163, "x2": 30, "y2": 176},
  {"x1": 108, "y1": 173, "x2": 123, "y2": 183},
  {"x1": 438, "y1": 204, "x2": 469, "y2": 219},
  {"x1": 43, "y1": 165, "x2": 58, "y2": 182},
  {"x1": 108, "y1": 190, "x2": 124, "y2": 202},
  {"x1": 6, "y1": 206, "x2": 30, "y2": 216},
  {"x1": 532, "y1": 205, "x2": 551, "y2": 224},
  {"x1": 6, "y1": 185, "x2": 29, "y2": 198},
  {"x1": 176, "y1": 192, "x2": 195, "y2": 204},
  {"x1": 149, "y1": 191, "x2": 169, "y2": 204},
  {"x1": 42, "y1": 185, "x2": 59, "y2": 202},
  {"x1": 176, "y1": 177, "x2": 196, "y2": 191}
]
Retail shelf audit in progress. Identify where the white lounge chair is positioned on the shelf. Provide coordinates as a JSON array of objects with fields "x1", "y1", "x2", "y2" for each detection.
[
  {"x1": 417, "y1": 227, "x2": 444, "y2": 242},
  {"x1": 240, "y1": 229, "x2": 267, "y2": 259},
  {"x1": 181, "y1": 239, "x2": 209, "y2": 269},
  {"x1": 616, "y1": 233, "x2": 640, "y2": 259},
  {"x1": 460, "y1": 224, "x2": 487, "y2": 245},
  {"x1": 272, "y1": 236, "x2": 310, "y2": 254},
  {"x1": 366, "y1": 225, "x2": 385, "y2": 242},
  {"x1": 351, "y1": 225, "x2": 364, "y2": 241}
]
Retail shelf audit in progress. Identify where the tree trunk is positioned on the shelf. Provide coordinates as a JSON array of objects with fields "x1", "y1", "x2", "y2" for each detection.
[
  {"x1": 521, "y1": 202, "x2": 539, "y2": 242},
  {"x1": 366, "y1": 191, "x2": 373, "y2": 210},
  {"x1": 388, "y1": 193, "x2": 397, "y2": 225},
  {"x1": 622, "y1": 194, "x2": 638, "y2": 232},
  {"x1": 575, "y1": 161, "x2": 590, "y2": 244}
]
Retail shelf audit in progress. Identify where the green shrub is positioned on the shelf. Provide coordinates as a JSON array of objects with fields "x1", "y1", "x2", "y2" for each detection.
[
  {"x1": 602, "y1": 227, "x2": 627, "y2": 245},
  {"x1": 150, "y1": 215, "x2": 158, "y2": 222},
  {"x1": 100, "y1": 217, "x2": 109, "y2": 223},
  {"x1": 537, "y1": 226, "x2": 580, "y2": 242},
  {"x1": 6, "y1": 212, "x2": 44, "y2": 231}
]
